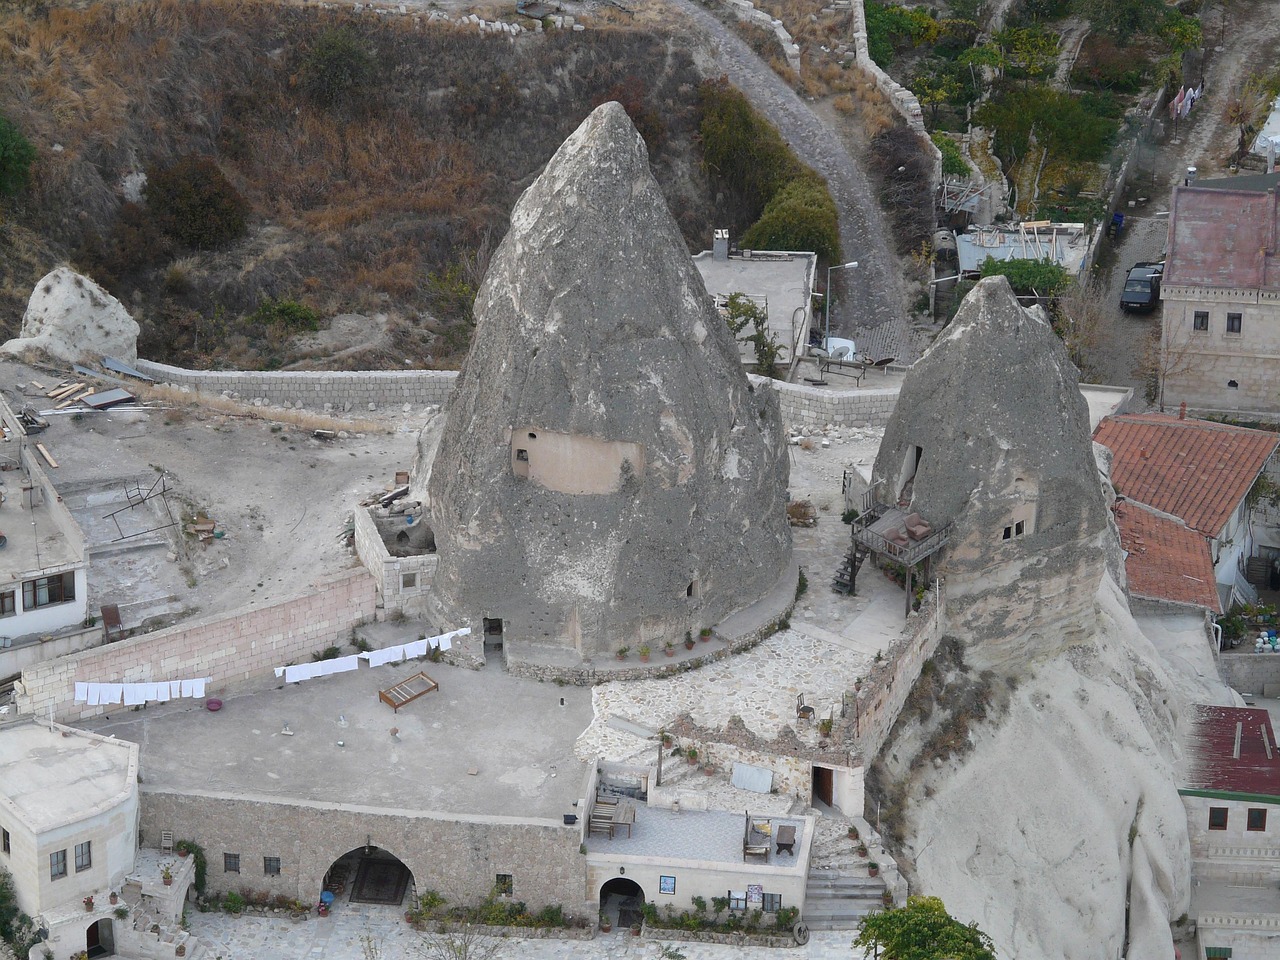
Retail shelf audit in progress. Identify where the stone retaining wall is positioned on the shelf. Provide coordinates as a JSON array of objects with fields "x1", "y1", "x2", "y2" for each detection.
[
  {"x1": 641, "y1": 923, "x2": 798, "y2": 948},
  {"x1": 133, "y1": 359, "x2": 456, "y2": 413},
  {"x1": 717, "y1": 0, "x2": 803, "y2": 74},
  {"x1": 140, "y1": 791, "x2": 588, "y2": 912},
  {"x1": 847, "y1": 580, "x2": 946, "y2": 762},
  {"x1": 757, "y1": 376, "x2": 900, "y2": 429},
  {"x1": 15, "y1": 569, "x2": 376, "y2": 722}
]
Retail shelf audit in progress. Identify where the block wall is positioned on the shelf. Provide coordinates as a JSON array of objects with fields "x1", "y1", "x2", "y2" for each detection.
[
  {"x1": 754, "y1": 376, "x2": 901, "y2": 429},
  {"x1": 352, "y1": 507, "x2": 437, "y2": 613},
  {"x1": 140, "y1": 791, "x2": 589, "y2": 912},
  {"x1": 15, "y1": 569, "x2": 376, "y2": 722},
  {"x1": 849, "y1": 584, "x2": 946, "y2": 763},
  {"x1": 133, "y1": 359, "x2": 459, "y2": 412}
]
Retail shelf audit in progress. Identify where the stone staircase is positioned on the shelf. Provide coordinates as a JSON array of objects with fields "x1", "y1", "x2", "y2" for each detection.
[
  {"x1": 120, "y1": 882, "x2": 203, "y2": 960},
  {"x1": 804, "y1": 867, "x2": 886, "y2": 930},
  {"x1": 801, "y1": 815, "x2": 889, "y2": 931}
]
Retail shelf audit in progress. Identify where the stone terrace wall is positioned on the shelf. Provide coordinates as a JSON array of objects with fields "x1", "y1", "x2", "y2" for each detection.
[
  {"x1": 755, "y1": 375, "x2": 900, "y2": 428},
  {"x1": 16, "y1": 569, "x2": 376, "y2": 722},
  {"x1": 134, "y1": 359, "x2": 906, "y2": 428},
  {"x1": 1219, "y1": 651, "x2": 1280, "y2": 696},
  {"x1": 140, "y1": 790, "x2": 588, "y2": 912},
  {"x1": 847, "y1": 580, "x2": 946, "y2": 762},
  {"x1": 134, "y1": 359, "x2": 456, "y2": 413}
]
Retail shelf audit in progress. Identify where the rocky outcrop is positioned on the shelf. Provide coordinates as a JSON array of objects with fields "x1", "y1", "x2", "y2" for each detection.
[
  {"x1": 424, "y1": 102, "x2": 792, "y2": 663},
  {"x1": 873, "y1": 276, "x2": 1112, "y2": 672},
  {"x1": 872, "y1": 277, "x2": 1190, "y2": 960},
  {"x1": 1, "y1": 267, "x2": 140, "y2": 365}
]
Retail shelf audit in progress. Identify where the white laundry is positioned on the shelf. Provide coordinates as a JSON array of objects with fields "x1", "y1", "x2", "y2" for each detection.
[
  {"x1": 274, "y1": 667, "x2": 286, "y2": 679},
  {"x1": 86, "y1": 683, "x2": 103, "y2": 706},
  {"x1": 155, "y1": 682, "x2": 171, "y2": 702},
  {"x1": 404, "y1": 639, "x2": 428, "y2": 659},
  {"x1": 124, "y1": 684, "x2": 146, "y2": 706},
  {"x1": 330, "y1": 655, "x2": 359, "y2": 674},
  {"x1": 75, "y1": 682, "x2": 88, "y2": 703},
  {"x1": 190, "y1": 678, "x2": 206, "y2": 698},
  {"x1": 103, "y1": 684, "x2": 124, "y2": 705},
  {"x1": 170, "y1": 681, "x2": 182, "y2": 698},
  {"x1": 180, "y1": 679, "x2": 195, "y2": 698},
  {"x1": 439, "y1": 636, "x2": 452, "y2": 651}
]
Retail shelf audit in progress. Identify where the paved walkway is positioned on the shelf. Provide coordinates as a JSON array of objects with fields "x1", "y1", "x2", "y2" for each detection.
[{"x1": 186, "y1": 908, "x2": 859, "y2": 960}]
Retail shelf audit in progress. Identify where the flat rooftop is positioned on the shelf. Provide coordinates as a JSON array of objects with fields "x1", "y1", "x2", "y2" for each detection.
[
  {"x1": 693, "y1": 251, "x2": 814, "y2": 364},
  {"x1": 586, "y1": 806, "x2": 807, "y2": 869},
  {"x1": 83, "y1": 659, "x2": 591, "y2": 820},
  {"x1": 0, "y1": 461, "x2": 82, "y2": 582},
  {"x1": 0, "y1": 720, "x2": 137, "y2": 831}
]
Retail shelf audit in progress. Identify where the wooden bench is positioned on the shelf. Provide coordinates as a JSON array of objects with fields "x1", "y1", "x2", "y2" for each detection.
[
  {"x1": 378, "y1": 670, "x2": 439, "y2": 712},
  {"x1": 775, "y1": 825, "x2": 797, "y2": 856}
]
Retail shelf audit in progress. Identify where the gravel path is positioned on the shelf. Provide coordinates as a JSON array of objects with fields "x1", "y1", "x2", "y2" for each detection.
[{"x1": 661, "y1": 0, "x2": 914, "y2": 362}]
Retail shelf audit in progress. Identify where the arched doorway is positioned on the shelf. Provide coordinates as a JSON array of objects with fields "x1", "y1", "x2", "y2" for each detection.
[
  {"x1": 599, "y1": 877, "x2": 645, "y2": 930},
  {"x1": 322, "y1": 844, "x2": 414, "y2": 914},
  {"x1": 86, "y1": 918, "x2": 115, "y2": 958}
]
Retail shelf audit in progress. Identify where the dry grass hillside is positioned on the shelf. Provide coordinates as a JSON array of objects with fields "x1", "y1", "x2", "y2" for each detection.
[{"x1": 0, "y1": 0, "x2": 715, "y2": 369}]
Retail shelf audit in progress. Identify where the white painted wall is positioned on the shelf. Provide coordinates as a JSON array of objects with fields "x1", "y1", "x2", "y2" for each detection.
[{"x1": 2, "y1": 567, "x2": 89, "y2": 641}]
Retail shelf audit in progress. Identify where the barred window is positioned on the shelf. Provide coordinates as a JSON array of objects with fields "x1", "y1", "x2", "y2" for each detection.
[
  {"x1": 224, "y1": 853, "x2": 240, "y2": 873},
  {"x1": 264, "y1": 857, "x2": 281, "y2": 876}
]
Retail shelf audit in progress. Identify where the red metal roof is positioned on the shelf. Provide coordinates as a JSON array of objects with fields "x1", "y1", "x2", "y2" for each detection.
[
  {"x1": 1114, "y1": 501, "x2": 1221, "y2": 613},
  {"x1": 1185, "y1": 704, "x2": 1280, "y2": 799},
  {"x1": 1093, "y1": 413, "x2": 1278, "y2": 538},
  {"x1": 1164, "y1": 184, "x2": 1280, "y2": 291}
]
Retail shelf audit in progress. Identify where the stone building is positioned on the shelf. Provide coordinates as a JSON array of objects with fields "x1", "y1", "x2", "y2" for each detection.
[
  {"x1": 1159, "y1": 175, "x2": 1280, "y2": 414},
  {"x1": 425, "y1": 102, "x2": 792, "y2": 665}
]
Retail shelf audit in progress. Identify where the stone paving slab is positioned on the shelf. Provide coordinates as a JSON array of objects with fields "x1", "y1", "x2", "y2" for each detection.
[{"x1": 185, "y1": 908, "x2": 859, "y2": 960}]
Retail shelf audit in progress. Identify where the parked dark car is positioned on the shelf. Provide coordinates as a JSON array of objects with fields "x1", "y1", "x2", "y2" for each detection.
[{"x1": 1120, "y1": 262, "x2": 1164, "y2": 313}]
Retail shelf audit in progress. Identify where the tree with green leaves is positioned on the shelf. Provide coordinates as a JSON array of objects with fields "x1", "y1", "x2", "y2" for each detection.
[
  {"x1": 0, "y1": 112, "x2": 36, "y2": 197},
  {"x1": 978, "y1": 257, "x2": 1071, "y2": 297},
  {"x1": 722, "y1": 292, "x2": 783, "y2": 379},
  {"x1": 1078, "y1": 0, "x2": 1164, "y2": 46},
  {"x1": 853, "y1": 895, "x2": 996, "y2": 960}
]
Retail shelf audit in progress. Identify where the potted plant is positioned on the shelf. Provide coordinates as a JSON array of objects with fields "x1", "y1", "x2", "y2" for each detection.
[
  {"x1": 114, "y1": 906, "x2": 129, "y2": 920},
  {"x1": 699, "y1": 627, "x2": 713, "y2": 642},
  {"x1": 683, "y1": 631, "x2": 696, "y2": 651},
  {"x1": 638, "y1": 645, "x2": 651, "y2": 663},
  {"x1": 109, "y1": 891, "x2": 119, "y2": 905},
  {"x1": 161, "y1": 865, "x2": 173, "y2": 886},
  {"x1": 848, "y1": 825, "x2": 859, "y2": 841},
  {"x1": 703, "y1": 763, "x2": 716, "y2": 776},
  {"x1": 176, "y1": 841, "x2": 191, "y2": 859},
  {"x1": 629, "y1": 923, "x2": 641, "y2": 937},
  {"x1": 175, "y1": 945, "x2": 186, "y2": 958},
  {"x1": 868, "y1": 861, "x2": 880, "y2": 878},
  {"x1": 882, "y1": 889, "x2": 894, "y2": 907},
  {"x1": 660, "y1": 731, "x2": 673, "y2": 748},
  {"x1": 599, "y1": 913, "x2": 612, "y2": 933},
  {"x1": 663, "y1": 640, "x2": 675, "y2": 657},
  {"x1": 685, "y1": 746, "x2": 698, "y2": 765},
  {"x1": 854, "y1": 676, "x2": 863, "y2": 692},
  {"x1": 857, "y1": 842, "x2": 868, "y2": 858},
  {"x1": 818, "y1": 717, "x2": 834, "y2": 737},
  {"x1": 83, "y1": 895, "x2": 95, "y2": 912},
  {"x1": 615, "y1": 646, "x2": 630, "y2": 661}
]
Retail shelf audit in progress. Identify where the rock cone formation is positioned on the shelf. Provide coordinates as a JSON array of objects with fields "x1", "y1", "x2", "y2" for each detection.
[
  {"x1": 425, "y1": 102, "x2": 791, "y2": 662},
  {"x1": 873, "y1": 275, "x2": 1112, "y2": 671},
  {"x1": 872, "y1": 277, "x2": 1189, "y2": 960},
  {"x1": 2, "y1": 267, "x2": 141, "y2": 365}
]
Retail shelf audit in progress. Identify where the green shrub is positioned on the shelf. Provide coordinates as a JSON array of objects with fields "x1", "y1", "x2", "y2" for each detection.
[
  {"x1": 301, "y1": 27, "x2": 375, "y2": 109},
  {"x1": 248, "y1": 298, "x2": 321, "y2": 332},
  {"x1": 0, "y1": 113, "x2": 36, "y2": 197},
  {"x1": 222, "y1": 890, "x2": 245, "y2": 914},
  {"x1": 742, "y1": 174, "x2": 840, "y2": 263},
  {"x1": 975, "y1": 87, "x2": 1117, "y2": 166},
  {"x1": 146, "y1": 156, "x2": 249, "y2": 250},
  {"x1": 175, "y1": 840, "x2": 207, "y2": 895},
  {"x1": 698, "y1": 78, "x2": 800, "y2": 210},
  {"x1": 978, "y1": 257, "x2": 1071, "y2": 297},
  {"x1": 931, "y1": 132, "x2": 969, "y2": 177}
]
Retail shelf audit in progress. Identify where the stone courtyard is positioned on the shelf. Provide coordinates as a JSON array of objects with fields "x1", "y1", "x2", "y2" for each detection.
[{"x1": 184, "y1": 907, "x2": 859, "y2": 960}]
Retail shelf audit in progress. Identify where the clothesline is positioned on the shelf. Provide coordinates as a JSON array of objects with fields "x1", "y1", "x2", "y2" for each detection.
[
  {"x1": 275, "y1": 627, "x2": 471, "y2": 683},
  {"x1": 74, "y1": 678, "x2": 210, "y2": 706}
]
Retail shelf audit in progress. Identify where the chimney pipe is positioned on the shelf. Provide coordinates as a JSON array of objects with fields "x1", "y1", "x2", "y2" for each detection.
[
  {"x1": 713, "y1": 229, "x2": 729, "y2": 261},
  {"x1": 1179, "y1": 401, "x2": 1187, "y2": 420}
]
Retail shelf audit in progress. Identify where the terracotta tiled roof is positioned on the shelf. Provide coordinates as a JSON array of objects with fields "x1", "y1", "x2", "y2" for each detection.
[
  {"x1": 1185, "y1": 704, "x2": 1280, "y2": 799},
  {"x1": 1094, "y1": 413, "x2": 1278, "y2": 537},
  {"x1": 1164, "y1": 184, "x2": 1280, "y2": 291},
  {"x1": 1114, "y1": 501, "x2": 1221, "y2": 613}
]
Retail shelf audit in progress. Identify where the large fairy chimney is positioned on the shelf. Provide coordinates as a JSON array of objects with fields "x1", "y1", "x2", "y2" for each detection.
[{"x1": 424, "y1": 103, "x2": 792, "y2": 664}]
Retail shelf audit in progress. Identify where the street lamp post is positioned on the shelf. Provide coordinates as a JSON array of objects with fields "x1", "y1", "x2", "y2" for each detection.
[{"x1": 824, "y1": 261, "x2": 859, "y2": 349}]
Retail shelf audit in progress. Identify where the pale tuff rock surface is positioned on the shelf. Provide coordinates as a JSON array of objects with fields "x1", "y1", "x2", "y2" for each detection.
[
  {"x1": 874, "y1": 277, "x2": 1190, "y2": 960},
  {"x1": 874, "y1": 275, "x2": 1112, "y2": 671},
  {"x1": 2, "y1": 267, "x2": 141, "y2": 365},
  {"x1": 425, "y1": 102, "x2": 791, "y2": 662}
]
